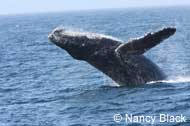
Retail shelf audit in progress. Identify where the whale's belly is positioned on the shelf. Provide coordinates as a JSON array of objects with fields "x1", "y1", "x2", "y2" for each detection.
[{"x1": 106, "y1": 55, "x2": 166, "y2": 86}]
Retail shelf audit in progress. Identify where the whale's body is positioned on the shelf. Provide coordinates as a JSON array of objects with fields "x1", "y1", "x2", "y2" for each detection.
[{"x1": 48, "y1": 27, "x2": 176, "y2": 86}]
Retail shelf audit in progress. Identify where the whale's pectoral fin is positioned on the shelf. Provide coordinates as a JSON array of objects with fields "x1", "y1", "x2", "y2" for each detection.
[{"x1": 115, "y1": 27, "x2": 176, "y2": 56}]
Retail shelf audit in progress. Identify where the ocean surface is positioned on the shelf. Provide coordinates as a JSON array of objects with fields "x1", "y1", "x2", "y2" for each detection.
[{"x1": 1, "y1": 7, "x2": 190, "y2": 126}]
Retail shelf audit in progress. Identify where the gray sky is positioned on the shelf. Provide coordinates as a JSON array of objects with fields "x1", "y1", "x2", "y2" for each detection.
[{"x1": 0, "y1": 0, "x2": 190, "y2": 15}]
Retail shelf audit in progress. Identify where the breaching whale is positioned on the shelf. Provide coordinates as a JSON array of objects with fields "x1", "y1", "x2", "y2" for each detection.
[{"x1": 48, "y1": 27, "x2": 176, "y2": 86}]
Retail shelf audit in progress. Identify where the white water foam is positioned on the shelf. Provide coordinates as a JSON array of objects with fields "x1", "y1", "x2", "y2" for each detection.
[{"x1": 147, "y1": 76, "x2": 190, "y2": 84}]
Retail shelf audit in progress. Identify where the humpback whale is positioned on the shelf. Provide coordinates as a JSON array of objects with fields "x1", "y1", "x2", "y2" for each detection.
[{"x1": 48, "y1": 27, "x2": 176, "y2": 86}]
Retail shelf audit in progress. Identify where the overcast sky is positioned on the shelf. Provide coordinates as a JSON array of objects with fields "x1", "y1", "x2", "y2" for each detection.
[{"x1": 0, "y1": 0, "x2": 190, "y2": 15}]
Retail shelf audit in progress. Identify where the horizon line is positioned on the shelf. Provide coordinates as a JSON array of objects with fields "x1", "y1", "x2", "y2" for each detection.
[{"x1": 0, "y1": 4, "x2": 190, "y2": 16}]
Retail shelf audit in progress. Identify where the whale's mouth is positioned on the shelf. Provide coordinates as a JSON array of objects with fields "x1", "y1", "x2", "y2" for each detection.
[{"x1": 48, "y1": 27, "x2": 65, "y2": 43}]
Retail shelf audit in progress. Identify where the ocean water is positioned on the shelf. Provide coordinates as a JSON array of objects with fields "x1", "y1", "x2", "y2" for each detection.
[{"x1": 0, "y1": 7, "x2": 190, "y2": 126}]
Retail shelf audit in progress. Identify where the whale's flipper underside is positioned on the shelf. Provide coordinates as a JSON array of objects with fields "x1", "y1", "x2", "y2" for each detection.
[{"x1": 116, "y1": 27, "x2": 176, "y2": 56}]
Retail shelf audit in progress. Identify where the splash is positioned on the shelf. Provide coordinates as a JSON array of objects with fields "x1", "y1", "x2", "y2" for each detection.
[
  {"x1": 147, "y1": 76, "x2": 190, "y2": 84},
  {"x1": 103, "y1": 75, "x2": 190, "y2": 86}
]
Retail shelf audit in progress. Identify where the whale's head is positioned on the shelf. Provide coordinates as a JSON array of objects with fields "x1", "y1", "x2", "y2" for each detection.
[{"x1": 48, "y1": 27, "x2": 121, "y2": 60}]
